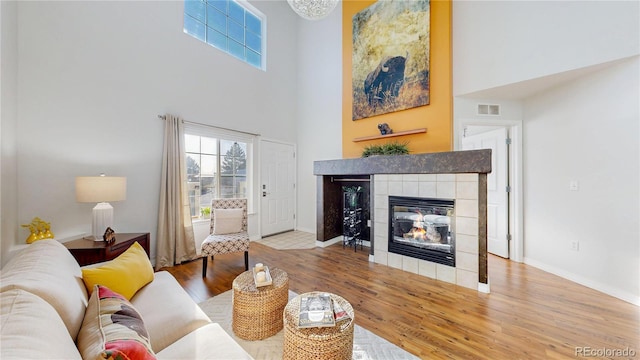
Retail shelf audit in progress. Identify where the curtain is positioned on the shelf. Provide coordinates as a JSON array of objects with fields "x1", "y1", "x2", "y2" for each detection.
[{"x1": 156, "y1": 114, "x2": 197, "y2": 270}]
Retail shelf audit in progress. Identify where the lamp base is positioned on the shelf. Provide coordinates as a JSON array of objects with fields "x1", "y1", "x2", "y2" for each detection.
[{"x1": 92, "y1": 202, "x2": 114, "y2": 241}]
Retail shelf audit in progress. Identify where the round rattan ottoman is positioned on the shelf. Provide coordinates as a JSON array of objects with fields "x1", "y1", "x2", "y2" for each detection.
[
  {"x1": 283, "y1": 292, "x2": 354, "y2": 360},
  {"x1": 232, "y1": 268, "x2": 289, "y2": 340}
]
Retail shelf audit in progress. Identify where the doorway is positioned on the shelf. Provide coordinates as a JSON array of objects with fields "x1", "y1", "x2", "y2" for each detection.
[
  {"x1": 260, "y1": 140, "x2": 296, "y2": 237},
  {"x1": 458, "y1": 120, "x2": 523, "y2": 262}
]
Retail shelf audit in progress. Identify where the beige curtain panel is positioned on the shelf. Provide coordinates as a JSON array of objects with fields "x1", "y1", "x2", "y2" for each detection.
[{"x1": 156, "y1": 114, "x2": 197, "y2": 270}]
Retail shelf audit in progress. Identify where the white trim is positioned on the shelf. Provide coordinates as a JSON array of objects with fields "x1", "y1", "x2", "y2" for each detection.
[
  {"x1": 316, "y1": 236, "x2": 342, "y2": 248},
  {"x1": 524, "y1": 257, "x2": 640, "y2": 306},
  {"x1": 456, "y1": 118, "x2": 524, "y2": 263},
  {"x1": 478, "y1": 281, "x2": 491, "y2": 293}
]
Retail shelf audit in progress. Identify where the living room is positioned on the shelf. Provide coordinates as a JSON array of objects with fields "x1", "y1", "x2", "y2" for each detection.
[{"x1": 1, "y1": 0, "x2": 638, "y2": 357}]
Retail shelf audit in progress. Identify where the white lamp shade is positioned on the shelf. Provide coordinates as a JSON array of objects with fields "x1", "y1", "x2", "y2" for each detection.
[{"x1": 76, "y1": 176, "x2": 127, "y2": 203}]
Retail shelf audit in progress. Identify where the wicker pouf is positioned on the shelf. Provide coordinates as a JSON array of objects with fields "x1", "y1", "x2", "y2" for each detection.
[
  {"x1": 283, "y1": 292, "x2": 355, "y2": 360},
  {"x1": 232, "y1": 268, "x2": 289, "y2": 340}
]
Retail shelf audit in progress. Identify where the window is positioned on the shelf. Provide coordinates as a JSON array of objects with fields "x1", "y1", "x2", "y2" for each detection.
[
  {"x1": 185, "y1": 131, "x2": 252, "y2": 219},
  {"x1": 184, "y1": 0, "x2": 265, "y2": 70}
]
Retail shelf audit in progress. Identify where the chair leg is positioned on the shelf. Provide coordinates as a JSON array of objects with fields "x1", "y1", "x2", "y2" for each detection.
[
  {"x1": 202, "y1": 256, "x2": 207, "y2": 278},
  {"x1": 244, "y1": 251, "x2": 249, "y2": 271}
]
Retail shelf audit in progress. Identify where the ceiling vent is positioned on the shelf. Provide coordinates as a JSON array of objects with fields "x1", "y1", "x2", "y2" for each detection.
[{"x1": 477, "y1": 104, "x2": 500, "y2": 116}]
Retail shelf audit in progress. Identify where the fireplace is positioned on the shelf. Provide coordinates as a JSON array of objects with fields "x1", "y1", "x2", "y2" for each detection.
[{"x1": 388, "y1": 196, "x2": 455, "y2": 267}]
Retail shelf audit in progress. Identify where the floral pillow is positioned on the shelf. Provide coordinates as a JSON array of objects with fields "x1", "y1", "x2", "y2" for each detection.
[{"x1": 77, "y1": 285, "x2": 156, "y2": 360}]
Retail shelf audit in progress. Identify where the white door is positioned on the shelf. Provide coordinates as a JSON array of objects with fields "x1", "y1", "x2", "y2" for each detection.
[
  {"x1": 462, "y1": 127, "x2": 509, "y2": 258},
  {"x1": 260, "y1": 140, "x2": 295, "y2": 236}
]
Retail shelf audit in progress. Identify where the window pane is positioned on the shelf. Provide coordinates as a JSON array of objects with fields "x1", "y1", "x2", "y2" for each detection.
[
  {"x1": 246, "y1": 31, "x2": 260, "y2": 53},
  {"x1": 246, "y1": 50, "x2": 261, "y2": 68},
  {"x1": 209, "y1": 0, "x2": 228, "y2": 14},
  {"x1": 246, "y1": 12, "x2": 261, "y2": 35},
  {"x1": 228, "y1": 39, "x2": 244, "y2": 59},
  {"x1": 228, "y1": 20, "x2": 244, "y2": 44},
  {"x1": 207, "y1": 6, "x2": 226, "y2": 34},
  {"x1": 228, "y1": 1, "x2": 244, "y2": 24},
  {"x1": 207, "y1": 28, "x2": 227, "y2": 50},
  {"x1": 184, "y1": 15, "x2": 206, "y2": 42},
  {"x1": 185, "y1": 134, "x2": 200, "y2": 153},
  {"x1": 185, "y1": 0, "x2": 206, "y2": 22},
  {"x1": 186, "y1": 154, "x2": 201, "y2": 182},
  {"x1": 235, "y1": 176, "x2": 247, "y2": 197},
  {"x1": 201, "y1": 136, "x2": 217, "y2": 154},
  {"x1": 201, "y1": 154, "x2": 216, "y2": 176}
]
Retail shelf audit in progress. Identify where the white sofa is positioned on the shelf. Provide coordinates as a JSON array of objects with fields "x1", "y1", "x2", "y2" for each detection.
[{"x1": 0, "y1": 239, "x2": 253, "y2": 359}]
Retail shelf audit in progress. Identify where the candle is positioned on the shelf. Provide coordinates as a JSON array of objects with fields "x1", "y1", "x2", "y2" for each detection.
[
  {"x1": 256, "y1": 271, "x2": 266, "y2": 282},
  {"x1": 254, "y1": 263, "x2": 264, "y2": 271}
]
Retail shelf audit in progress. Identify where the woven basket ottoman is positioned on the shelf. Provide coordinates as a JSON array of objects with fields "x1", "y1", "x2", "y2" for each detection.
[
  {"x1": 283, "y1": 291, "x2": 354, "y2": 360},
  {"x1": 232, "y1": 267, "x2": 289, "y2": 340}
]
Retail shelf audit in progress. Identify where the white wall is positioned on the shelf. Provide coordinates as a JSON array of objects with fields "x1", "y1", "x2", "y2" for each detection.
[
  {"x1": 453, "y1": 1, "x2": 640, "y2": 96},
  {"x1": 11, "y1": 0, "x2": 298, "y2": 263},
  {"x1": 523, "y1": 57, "x2": 639, "y2": 305},
  {"x1": 452, "y1": 1, "x2": 640, "y2": 304},
  {"x1": 1, "y1": 0, "x2": 19, "y2": 265},
  {"x1": 295, "y1": 7, "x2": 343, "y2": 233}
]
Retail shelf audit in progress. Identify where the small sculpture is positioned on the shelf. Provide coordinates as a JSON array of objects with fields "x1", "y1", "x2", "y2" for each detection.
[
  {"x1": 378, "y1": 123, "x2": 393, "y2": 135},
  {"x1": 21, "y1": 217, "x2": 54, "y2": 244},
  {"x1": 103, "y1": 227, "x2": 116, "y2": 243}
]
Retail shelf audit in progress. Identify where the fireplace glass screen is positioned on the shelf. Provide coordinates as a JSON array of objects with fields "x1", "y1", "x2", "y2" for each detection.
[{"x1": 389, "y1": 196, "x2": 455, "y2": 266}]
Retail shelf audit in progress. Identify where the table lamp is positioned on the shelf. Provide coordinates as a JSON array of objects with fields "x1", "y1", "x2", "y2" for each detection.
[{"x1": 76, "y1": 175, "x2": 127, "y2": 241}]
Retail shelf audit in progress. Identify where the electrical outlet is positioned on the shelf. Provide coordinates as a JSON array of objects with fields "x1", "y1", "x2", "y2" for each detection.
[{"x1": 571, "y1": 241, "x2": 580, "y2": 251}]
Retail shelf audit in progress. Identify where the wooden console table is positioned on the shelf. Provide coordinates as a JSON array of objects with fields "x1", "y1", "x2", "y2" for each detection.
[{"x1": 63, "y1": 232, "x2": 150, "y2": 266}]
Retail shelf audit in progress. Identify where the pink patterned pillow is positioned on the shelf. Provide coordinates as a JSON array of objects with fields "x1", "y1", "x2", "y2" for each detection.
[{"x1": 78, "y1": 285, "x2": 156, "y2": 360}]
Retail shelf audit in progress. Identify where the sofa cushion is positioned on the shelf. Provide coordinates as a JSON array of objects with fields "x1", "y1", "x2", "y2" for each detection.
[
  {"x1": 0, "y1": 239, "x2": 88, "y2": 340},
  {"x1": 82, "y1": 241, "x2": 154, "y2": 300},
  {"x1": 131, "y1": 271, "x2": 211, "y2": 352},
  {"x1": 0, "y1": 289, "x2": 82, "y2": 359},
  {"x1": 155, "y1": 323, "x2": 253, "y2": 360},
  {"x1": 78, "y1": 285, "x2": 156, "y2": 360},
  {"x1": 212, "y1": 208, "x2": 243, "y2": 234}
]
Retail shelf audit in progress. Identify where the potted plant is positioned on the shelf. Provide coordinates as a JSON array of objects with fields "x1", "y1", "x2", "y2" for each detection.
[{"x1": 361, "y1": 141, "x2": 409, "y2": 157}]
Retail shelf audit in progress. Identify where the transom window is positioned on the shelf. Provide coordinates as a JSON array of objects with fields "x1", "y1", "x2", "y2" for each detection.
[
  {"x1": 185, "y1": 133, "x2": 251, "y2": 219},
  {"x1": 184, "y1": 0, "x2": 265, "y2": 70}
]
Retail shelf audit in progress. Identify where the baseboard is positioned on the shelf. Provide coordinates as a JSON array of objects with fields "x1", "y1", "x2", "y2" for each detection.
[
  {"x1": 316, "y1": 236, "x2": 342, "y2": 248},
  {"x1": 478, "y1": 281, "x2": 490, "y2": 294},
  {"x1": 524, "y1": 257, "x2": 639, "y2": 306},
  {"x1": 294, "y1": 226, "x2": 315, "y2": 234}
]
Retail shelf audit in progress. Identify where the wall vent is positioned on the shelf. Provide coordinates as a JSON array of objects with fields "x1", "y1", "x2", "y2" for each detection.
[{"x1": 477, "y1": 104, "x2": 500, "y2": 116}]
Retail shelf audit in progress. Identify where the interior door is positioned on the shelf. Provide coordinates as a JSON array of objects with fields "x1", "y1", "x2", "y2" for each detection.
[
  {"x1": 462, "y1": 127, "x2": 509, "y2": 258},
  {"x1": 260, "y1": 140, "x2": 295, "y2": 237}
]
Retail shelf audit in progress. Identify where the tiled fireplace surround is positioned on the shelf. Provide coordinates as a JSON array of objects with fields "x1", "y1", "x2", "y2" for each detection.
[{"x1": 314, "y1": 150, "x2": 491, "y2": 292}]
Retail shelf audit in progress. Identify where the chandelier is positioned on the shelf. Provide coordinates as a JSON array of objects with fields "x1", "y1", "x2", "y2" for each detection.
[{"x1": 287, "y1": 0, "x2": 339, "y2": 21}]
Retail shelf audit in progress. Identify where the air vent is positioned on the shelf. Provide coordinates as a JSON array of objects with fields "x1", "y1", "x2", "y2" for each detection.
[{"x1": 477, "y1": 104, "x2": 500, "y2": 116}]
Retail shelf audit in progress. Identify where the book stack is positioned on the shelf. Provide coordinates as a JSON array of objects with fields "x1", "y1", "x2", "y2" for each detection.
[{"x1": 297, "y1": 293, "x2": 351, "y2": 328}]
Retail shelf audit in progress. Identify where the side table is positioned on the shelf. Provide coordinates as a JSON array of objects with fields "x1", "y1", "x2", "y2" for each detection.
[
  {"x1": 63, "y1": 232, "x2": 150, "y2": 266},
  {"x1": 232, "y1": 268, "x2": 289, "y2": 340},
  {"x1": 283, "y1": 291, "x2": 355, "y2": 360}
]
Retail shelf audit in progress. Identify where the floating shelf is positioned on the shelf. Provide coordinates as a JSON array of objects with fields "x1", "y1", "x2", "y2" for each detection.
[{"x1": 353, "y1": 128, "x2": 427, "y2": 142}]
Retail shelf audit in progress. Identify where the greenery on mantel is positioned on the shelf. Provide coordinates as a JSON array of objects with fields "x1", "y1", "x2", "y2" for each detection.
[{"x1": 361, "y1": 141, "x2": 410, "y2": 158}]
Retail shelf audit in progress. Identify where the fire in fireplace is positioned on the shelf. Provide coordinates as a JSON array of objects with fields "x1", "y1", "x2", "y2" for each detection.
[{"x1": 388, "y1": 196, "x2": 455, "y2": 267}]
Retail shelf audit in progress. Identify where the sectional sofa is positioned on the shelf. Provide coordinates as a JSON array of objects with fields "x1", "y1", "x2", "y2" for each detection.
[{"x1": 0, "y1": 239, "x2": 253, "y2": 359}]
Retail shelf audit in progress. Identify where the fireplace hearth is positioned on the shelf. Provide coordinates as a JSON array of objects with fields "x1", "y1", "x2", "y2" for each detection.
[{"x1": 389, "y1": 196, "x2": 455, "y2": 267}]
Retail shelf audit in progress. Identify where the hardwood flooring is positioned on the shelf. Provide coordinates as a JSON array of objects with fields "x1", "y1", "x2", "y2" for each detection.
[{"x1": 162, "y1": 241, "x2": 639, "y2": 359}]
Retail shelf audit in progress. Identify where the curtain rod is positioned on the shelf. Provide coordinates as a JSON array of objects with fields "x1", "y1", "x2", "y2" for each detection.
[{"x1": 157, "y1": 114, "x2": 260, "y2": 137}]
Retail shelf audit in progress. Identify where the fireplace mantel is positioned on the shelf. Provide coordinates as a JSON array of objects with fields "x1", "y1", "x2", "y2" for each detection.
[
  {"x1": 313, "y1": 150, "x2": 491, "y2": 176},
  {"x1": 314, "y1": 150, "x2": 491, "y2": 291}
]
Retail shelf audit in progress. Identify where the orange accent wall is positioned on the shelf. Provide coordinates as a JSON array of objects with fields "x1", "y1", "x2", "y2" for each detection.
[{"x1": 342, "y1": 0, "x2": 452, "y2": 158}]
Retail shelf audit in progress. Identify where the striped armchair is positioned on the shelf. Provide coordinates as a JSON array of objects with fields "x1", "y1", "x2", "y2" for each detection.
[{"x1": 200, "y1": 198, "x2": 249, "y2": 277}]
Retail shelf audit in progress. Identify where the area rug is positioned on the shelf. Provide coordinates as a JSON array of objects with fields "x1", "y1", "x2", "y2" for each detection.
[{"x1": 198, "y1": 290, "x2": 419, "y2": 360}]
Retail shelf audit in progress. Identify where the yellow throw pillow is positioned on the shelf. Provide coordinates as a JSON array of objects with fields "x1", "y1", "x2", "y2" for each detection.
[{"x1": 82, "y1": 242, "x2": 154, "y2": 300}]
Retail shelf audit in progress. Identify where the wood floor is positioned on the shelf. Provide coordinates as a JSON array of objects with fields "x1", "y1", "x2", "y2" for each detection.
[{"x1": 162, "y1": 241, "x2": 639, "y2": 359}]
